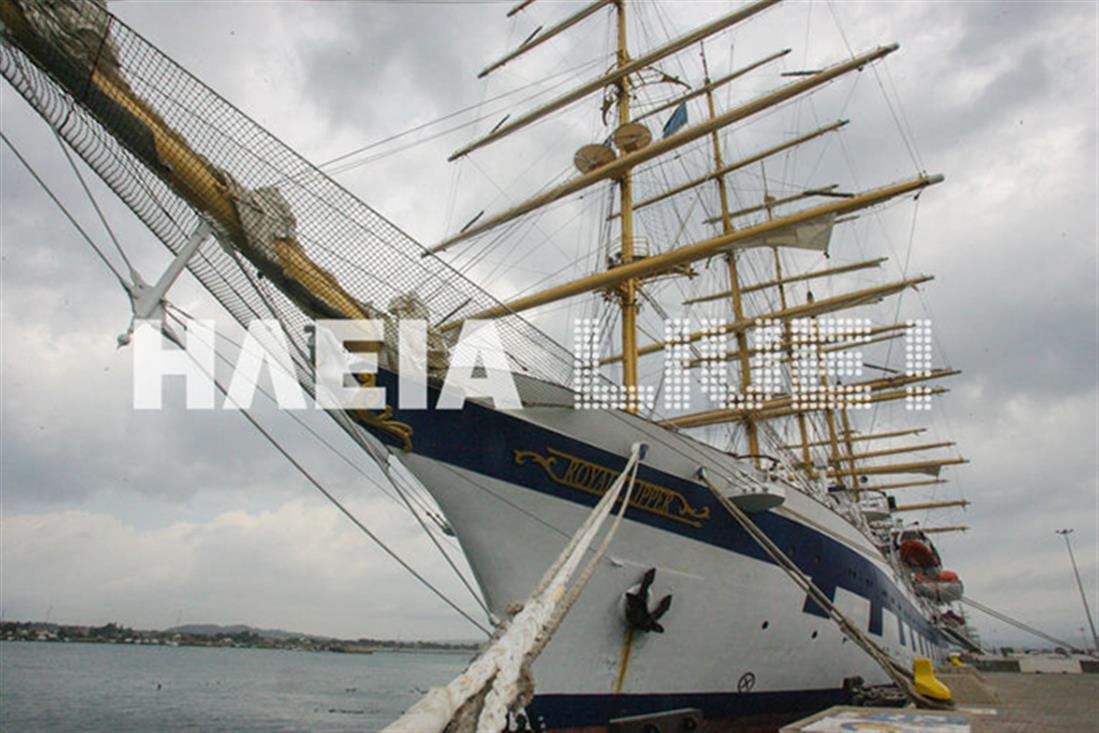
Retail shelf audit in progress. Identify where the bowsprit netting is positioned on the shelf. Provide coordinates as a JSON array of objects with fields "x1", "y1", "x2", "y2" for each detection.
[{"x1": 0, "y1": 0, "x2": 579, "y2": 398}]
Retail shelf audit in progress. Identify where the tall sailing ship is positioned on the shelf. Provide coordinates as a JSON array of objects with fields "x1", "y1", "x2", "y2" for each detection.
[{"x1": 1, "y1": 0, "x2": 977, "y2": 729}]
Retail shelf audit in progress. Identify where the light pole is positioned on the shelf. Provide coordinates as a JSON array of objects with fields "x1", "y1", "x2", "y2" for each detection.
[{"x1": 1056, "y1": 529, "x2": 1098, "y2": 651}]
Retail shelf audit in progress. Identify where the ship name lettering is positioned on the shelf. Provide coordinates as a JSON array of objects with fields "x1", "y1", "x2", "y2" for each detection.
[{"x1": 514, "y1": 447, "x2": 710, "y2": 528}]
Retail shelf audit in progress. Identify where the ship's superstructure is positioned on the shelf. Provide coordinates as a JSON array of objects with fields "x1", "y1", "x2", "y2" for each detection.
[{"x1": 0, "y1": 0, "x2": 976, "y2": 729}]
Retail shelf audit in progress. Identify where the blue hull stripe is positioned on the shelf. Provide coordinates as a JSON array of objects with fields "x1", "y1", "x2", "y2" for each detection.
[
  {"x1": 368, "y1": 370, "x2": 940, "y2": 643},
  {"x1": 527, "y1": 689, "x2": 845, "y2": 729}
]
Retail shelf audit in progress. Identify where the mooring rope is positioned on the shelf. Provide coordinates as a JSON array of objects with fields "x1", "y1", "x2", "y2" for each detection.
[
  {"x1": 698, "y1": 468, "x2": 952, "y2": 710},
  {"x1": 383, "y1": 443, "x2": 646, "y2": 733}
]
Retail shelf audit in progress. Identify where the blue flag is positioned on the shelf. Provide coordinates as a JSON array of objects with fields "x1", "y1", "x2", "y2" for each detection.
[{"x1": 662, "y1": 102, "x2": 688, "y2": 138}]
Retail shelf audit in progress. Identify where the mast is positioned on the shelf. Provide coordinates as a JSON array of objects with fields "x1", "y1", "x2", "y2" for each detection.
[
  {"x1": 827, "y1": 456, "x2": 968, "y2": 478},
  {"x1": 783, "y1": 426, "x2": 926, "y2": 450},
  {"x1": 431, "y1": 43, "x2": 903, "y2": 254},
  {"x1": 700, "y1": 45, "x2": 759, "y2": 459},
  {"x1": 756, "y1": 164, "x2": 831, "y2": 478},
  {"x1": 921, "y1": 526, "x2": 970, "y2": 535},
  {"x1": 893, "y1": 500, "x2": 970, "y2": 513},
  {"x1": 623, "y1": 119, "x2": 849, "y2": 217},
  {"x1": 447, "y1": 0, "x2": 782, "y2": 161},
  {"x1": 615, "y1": 0, "x2": 640, "y2": 412},
  {"x1": 859, "y1": 478, "x2": 946, "y2": 492},
  {"x1": 837, "y1": 404, "x2": 861, "y2": 488}
]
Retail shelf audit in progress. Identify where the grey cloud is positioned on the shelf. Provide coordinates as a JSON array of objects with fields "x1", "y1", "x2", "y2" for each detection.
[{"x1": 1, "y1": 0, "x2": 1095, "y2": 648}]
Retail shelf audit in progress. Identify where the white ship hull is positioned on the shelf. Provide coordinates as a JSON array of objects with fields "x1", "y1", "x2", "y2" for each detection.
[{"x1": 382, "y1": 374, "x2": 947, "y2": 730}]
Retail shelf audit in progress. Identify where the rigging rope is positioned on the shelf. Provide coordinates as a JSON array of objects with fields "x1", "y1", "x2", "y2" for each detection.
[
  {"x1": 1, "y1": 131, "x2": 128, "y2": 289},
  {"x1": 4, "y1": 126, "x2": 490, "y2": 636},
  {"x1": 164, "y1": 306, "x2": 490, "y2": 619},
  {"x1": 49, "y1": 129, "x2": 137, "y2": 280},
  {"x1": 159, "y1": 314, "x2": 493, "y2": 636},
  {"x1": 962, "y1": 596, "x2": 1090, "y2": 654},
  {"x1": 698, "y1": 469, "x2": 952, "y2": 710},
  {"x1": 322, "y1": 56, "x2": 606, "y2": 176},
  {"x1": 384, "y1": 443, "x2": 645, "y2": 733}
]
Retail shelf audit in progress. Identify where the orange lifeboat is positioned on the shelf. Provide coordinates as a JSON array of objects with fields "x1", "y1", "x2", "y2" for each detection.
[
  {"x1": 914, "y1": 570, "x2": 963, "y2": 602},
  {"x1": 899, "y1": 538, "x2": 940, "y2": 569}
]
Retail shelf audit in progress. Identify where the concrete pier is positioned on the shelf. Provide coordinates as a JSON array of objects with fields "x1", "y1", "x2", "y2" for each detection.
[
  {"x1": 965, "y1": 671, "x2": 1098, "y2": 732},
  {"x1": 781, "y1": 668, "x2": 1098, "y2": 733}
]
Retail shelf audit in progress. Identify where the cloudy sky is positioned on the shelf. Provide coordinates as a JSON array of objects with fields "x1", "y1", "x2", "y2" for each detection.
[{"x1": 1, "y1": 0, "x2": 1096, "y2": 651}]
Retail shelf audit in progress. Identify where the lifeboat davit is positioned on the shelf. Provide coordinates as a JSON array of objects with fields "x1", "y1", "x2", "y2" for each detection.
[
  {"x1": 899, "y1": 538, "x2": 940, "y2": 569},
  {"x1": 914, "y1": 570, "x2": 963, "y2": 602},
  {"x1": 939, "y1": 609, "x2": 965, "y2": 627}
]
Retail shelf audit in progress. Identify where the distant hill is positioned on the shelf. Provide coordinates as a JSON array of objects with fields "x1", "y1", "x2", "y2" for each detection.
[{"x1": 165, "y1": 624, "x2": 332, "y2": 641}]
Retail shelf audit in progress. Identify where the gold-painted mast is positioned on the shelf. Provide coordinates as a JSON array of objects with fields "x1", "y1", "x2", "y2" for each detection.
[
  {"x1": 634, "y1": 47, "x2": 791, "y2": 124},
  {"x1": 758, "y1": 161, "x2": 827, "y2": 477},
  {"x1": 480, "y1": 0, "x2": 614, "y2": 78},
  {"x1": 842, "y1": 441, "x2": 955, "y2": 462},
  {"x1": 621, "y1": 119, "x2": 849, "y2": 217},
  {"x1": 684, "y1": 257, "x2": 887, "y2": 305},
  {"x1": 685, "y1": 321, "x2": 905, "y2": 371},
  {"x1": 859, "y1": 478, "x2": 946, "y2": 492},
  {"x1": 826, "y1": 456, "x2": 968, "y2": 478},
  {"x1": 664, "y1": 369, "x2": 958, "y2": 429},
  {"x1": 836, "y1": 400, "x2": 860, "y2": 487},
  {"x1": 448, "y1": 0, "x2": 783, "y2": 161},
  {"x1": 921, "y1": 526, "x2": 970, "y2": 535},
  {"x1": 700, "y1": 45, "x2": 759, "y2": 459},
  {"x1": 893, "y1": 500, "x2": 970, "y2": 513},
  {"x1": 433, "y1": 43, "x2": 902, "y2": 253},
  {"x1": 614, "y1": 0, "x2": 640, "y2": 412},
  {"x1": 438, "y1": 176, "x2": 940, "y2": 331},
  {"x1": 784, "y1": 426, "x2": 926, "y2": 450},
  {"x1": 703, "y1": 184, "x2": 842, "y2": 224},
  {"x1": 601, "y1": 275, "x2": 934, "y2": 363}
]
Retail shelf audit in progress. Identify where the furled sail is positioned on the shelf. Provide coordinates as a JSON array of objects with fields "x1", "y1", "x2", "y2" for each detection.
[
  {"x1": 0, "y1": 0, "x2": 582, "y2": 408},
  {"x1": 734, "y1": 213, "x2": 835, "y2": 253}
]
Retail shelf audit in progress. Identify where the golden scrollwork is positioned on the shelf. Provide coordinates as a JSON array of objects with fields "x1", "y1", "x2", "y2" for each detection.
[
  {"x1": 514, "y1": 447, "x2": 709, "y2": 528},
  {"x1": 353, "y1": 407, "x2": 413, "y2": 451}
]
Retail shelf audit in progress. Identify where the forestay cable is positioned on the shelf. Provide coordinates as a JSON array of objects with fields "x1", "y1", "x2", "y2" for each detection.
[
  {"x1": 4, "y1": 128, "x2": 491, "y2": 635},
  {"x1": 158, "y1": 316, "x2": 493, "y2": 636},
  {"x1": 1, "y1": 131, "x2": 128, "y2": 289},
  {"x1": 166, "y1": 306, "x2": 489, "y2": 619}
]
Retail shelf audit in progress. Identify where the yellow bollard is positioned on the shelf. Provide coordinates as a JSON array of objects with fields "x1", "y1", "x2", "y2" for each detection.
[{"x1": 913, "y1": 657, "x2": 952, "y2": 701}]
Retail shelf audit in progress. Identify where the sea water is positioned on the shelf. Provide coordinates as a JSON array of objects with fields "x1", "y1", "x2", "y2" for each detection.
[{"x1": 0, "y1": 641, "x2": 471, "y2": 732}]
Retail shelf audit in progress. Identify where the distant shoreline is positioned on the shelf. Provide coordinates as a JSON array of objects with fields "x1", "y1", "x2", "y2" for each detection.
[
  {"x1": 1, "y1": 620, "x2": 479, "y2": 654},
  {"x1": 0, "y1": 638, "x2": 475, "y2": 655}
]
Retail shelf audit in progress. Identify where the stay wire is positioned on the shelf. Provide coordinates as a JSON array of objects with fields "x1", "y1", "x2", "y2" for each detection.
[
  {"x1": 166, "y1": 304, "x2": 439, "y2": 522},
  {"x1": 1, "y1": 132, "x2": 128, "y2": 290},
  {"x1": 158, "y1": 315, "x2": 493, "y2": 637},
  {"x1": 4, "y1": 129, "x2": 490, "y2": 633},
  {"x1": 165, "y1": 306, "x2": 489, "y2": 618},
  {"x1": 51, "y1": 129, "x2": 138, "y2": 280},
  {"x1": 320, "y1": 55, "x2": 605, "y2": 175}
]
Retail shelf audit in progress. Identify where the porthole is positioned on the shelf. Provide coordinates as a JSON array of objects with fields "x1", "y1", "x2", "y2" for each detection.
[
  {"x1": 761, "y1": 621, "x2": 769, "y2": 630},
  {"x1": 811, "y1": 630, "x2": 819, "y2": 639}
]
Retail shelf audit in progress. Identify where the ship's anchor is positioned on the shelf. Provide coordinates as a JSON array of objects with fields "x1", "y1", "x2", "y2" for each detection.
[{"x1": 623, "y1": 568, "x2": 672, "y2": 633}]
